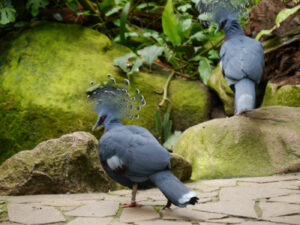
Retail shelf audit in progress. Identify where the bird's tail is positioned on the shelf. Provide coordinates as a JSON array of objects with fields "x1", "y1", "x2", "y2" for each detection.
[
  {"x1": 234, "y1": 78, "x2": 256, "y2": 115},
  {"x1": 149, "y1": 170, "x2": 198, "y2": 207}
]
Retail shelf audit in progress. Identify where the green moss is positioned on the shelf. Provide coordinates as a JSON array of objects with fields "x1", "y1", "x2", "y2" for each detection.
[
  {"x1": 0, "y1": 22, "x2": 210, "y2": 164},
  {"x1": 174, "y1": 115, "x2": 281, "y2": 180},
  {"x1": 170, "y1": 79, "x2": 210, "y2": 130},
  {"x1": 0, "y1": 201, "x2": 8, "y2": 220},
  {"x1": 262, "y1": 82, "x2": 300, "y2": 107},
  {"x1": 207, "y1": 64, "x2": 234, "y2": 115}
]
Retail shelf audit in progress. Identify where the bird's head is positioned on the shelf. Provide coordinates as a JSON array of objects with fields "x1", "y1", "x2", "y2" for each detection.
[
  {"x1": 87, "y1": 74, "x2": 146, "y2": 130},
  {"x1": 195, "y1": 0, "x2": 248, "y2": 33},
  {"x1": 213, "y1": 6, "x2": 237, "y2": 34}
]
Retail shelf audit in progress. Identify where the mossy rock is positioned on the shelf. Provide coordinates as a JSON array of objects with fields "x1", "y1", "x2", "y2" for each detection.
[
  {"x1": 0, "y1": 132, "x2": 193, "y2": 195},
  {"x1": 207, "y1": 64, "x2": 234, "y2": 115},
  {"x1": 262, "y1": 82, "x2": 300, "y2": 107},
  {"x1": 174, "y1": 106, "x2": 300, "y2": 180},
  {"x1": 0, "y1": 132, "x2": 113, "y2": 195},
  {"x1": 0, "y1": 22, "x2": 210, "y2": 164}
]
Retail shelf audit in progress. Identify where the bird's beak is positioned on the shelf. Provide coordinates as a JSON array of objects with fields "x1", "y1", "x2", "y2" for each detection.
[
  {"x1": 214, "y1": 25, "x2": 220, "y2": 34},
  {"x1": 92, "y1": 116, "x2": 102, "y2": 130}
]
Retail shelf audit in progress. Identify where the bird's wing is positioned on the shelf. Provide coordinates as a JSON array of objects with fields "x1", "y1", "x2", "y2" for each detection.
[
  {"x1": 99, "y1": 125, "x2": 170, "y2": 178},
  {"x1": 220, "y1": 36, "x2": 264, "y2": 85}
]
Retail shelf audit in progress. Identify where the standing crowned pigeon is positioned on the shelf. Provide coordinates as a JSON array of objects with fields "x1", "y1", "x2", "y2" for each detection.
[
  {"x1": 196, "y1": 1, "x2": 264, "y2": 115},
  {"x1": 87, "y1": 75, "x2": 198, "y2": 208}
]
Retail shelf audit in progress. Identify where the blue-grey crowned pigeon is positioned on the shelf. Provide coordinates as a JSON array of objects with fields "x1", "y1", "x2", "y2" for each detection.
[
  {"x1": 197, "y1": 2, "x2": 265, "y2": 114},
  {"x1": 88, "y1": 75, "x2": 198, "y2": 208}
]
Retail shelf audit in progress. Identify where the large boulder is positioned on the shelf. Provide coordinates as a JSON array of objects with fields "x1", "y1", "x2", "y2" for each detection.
[
  {"x1": 0, "y1": 132, "x2": 193, "y2": 195},
  {"x1": 0, "y1": 132, "x2": 112, "y2": 195},
  {"x1": 174, "y1": 106, "x2": 300, "y2": 180},
  {"x1": 262, "y1": 82, "x2": 300, "y2": 107},
  {"x1": 0, "y1": 22, "x2": 210, "y2": 164}
]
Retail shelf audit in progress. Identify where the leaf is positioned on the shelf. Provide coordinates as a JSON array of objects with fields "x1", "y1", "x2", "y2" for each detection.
[
  {"x1": 53, "y1": 13, "x2": 63, "y2": 21},
  {"x1": 208, "y1": 49, "x2": 219, "y2": 60},
  {"x1": 177, "y1": 4, "x2": 192, "y2": 13},
  {"x1": 105, "y1": 6, "x2": 121, "y2": 17},
  {"x1": 137, "y1": 45, "x2": 164, "y2": 65},
  {"x1": 113, "y1": 52, "x2": 137, "y2": 73},
  {"x1": 26, "y1": 0, "x2": 49, "y2": 17},
  {"x1": 189, "y1": 31, "x2": 207, "y2": 42},
  {"x1": 275, "y1": 5, "x2": 300, "y2": 26},
  {"x1": 163, "y1": 112, "x2": 172, "y2": 142},
  {"x1": 136, "y1": 2, "x2": 157, "y2": 11},
  {"x1": 178, "y1": 18, "x2": 192, "y2": 39},
  {"x1": 198, "y1": 56, "x2": 212, "y2": 85},
  {"x1": 120, "y1": 2, "x2": 130, "y2": 43},
  {"x1": 163, "y1": 131, "x2": 182, "y2": 150},
  {"x1": 162, "y1": 0, "x2": 181, "y2": 46},
  {"x1": 163, "y1": 47, "x2": 179, "y2": 67},
  {"x1": 128, "y1": 57, "x2": 143, "y2": 75},
  {"x1": 0, "y1": 7, "x2": 16, "y2": 25},
  {"x1": 154, "y1": 110, "x2": 162, "y2": 136},
  {"x1": 255, "y1": 29, "x2": 273, "y2": 40}
]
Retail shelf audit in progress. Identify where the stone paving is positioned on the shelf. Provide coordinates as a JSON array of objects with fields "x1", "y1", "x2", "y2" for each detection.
[{"x1": 0, "y1": 173, "x2": 299, "y2": 225}]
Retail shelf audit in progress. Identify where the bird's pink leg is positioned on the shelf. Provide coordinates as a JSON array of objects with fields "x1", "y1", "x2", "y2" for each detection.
[{"x1": 122, "y1": 183, "x2": 142, "y2": 208}]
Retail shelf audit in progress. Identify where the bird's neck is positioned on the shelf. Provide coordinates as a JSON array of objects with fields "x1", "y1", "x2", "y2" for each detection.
[
  {"x1": 103, "y1": 118, "x2": 123, "y2": 131},
  {"x1": 224, "y1": 20, "x2": 244, "y2": 37}
]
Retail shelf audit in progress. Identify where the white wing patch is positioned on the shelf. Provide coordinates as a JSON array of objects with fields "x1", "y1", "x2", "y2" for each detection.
[{"x1": 107, "y1": 155, "x2": 123, "y2": 170}]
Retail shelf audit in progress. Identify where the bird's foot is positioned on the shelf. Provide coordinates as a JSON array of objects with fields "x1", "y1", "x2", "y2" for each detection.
[
  {"x1": 162, "y1": 200, "x2": 172, "y2": 210},
  {"x1": 122, "y1": 202, "x2": 142, "y2": 208}
]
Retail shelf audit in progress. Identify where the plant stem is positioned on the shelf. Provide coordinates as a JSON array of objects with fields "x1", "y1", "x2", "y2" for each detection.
[
  {"x1": 158, "y1": 70, "x2": 175, "y2": 108},
  {"x1": 77, "y1": 0, "x2": 104, "y2": 23}
]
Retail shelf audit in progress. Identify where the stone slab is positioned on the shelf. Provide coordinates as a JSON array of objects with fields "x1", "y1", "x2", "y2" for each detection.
[
  {"x1": 237, "y1": 174, "x2": 300, "y2": 183},
  {"x1": 162, "y1": 208, "x2": 225, "y2": 221},
  {"x1": 195, "y1": 200, "x2": 257, "y2": 218},
  {"x1": 268, "y1": 194, "x2": 300, "y2": 204},
  {"x1": 66, "y1": 217, "x2": 113, "y2": 225},
  {"x1": 208, "y1": 217, "x2": 246, "y2": 223},
  {"x1": 7, "y1": 203, "x2": 65, "y2": 224},
  {"x1": 137, "y1": 220, "x2": 192, "y2": 225},
  {"x1": 219, "y1": 185, "x2": 296, "y2": 201},
  {"x1": 240, "y1": 221, "x2": 286, "y2": 225},
  {"x1": 197, "y1": 192, "x2": 219, "y2": 198},
  {"x1": 64, "y1": 201, "x2": 119, "y2": 217},
  {"x1": 109, "y1": 189, "x2": 131, "y2": 196},
  {"x1": 201, "y1": 178, "x2": 238, "y2": 187},
  {"x1": 267, "y1": 215, "x2": 300, "y2": 225},
  {"x1": 259, "y1": 202, "x2": 300, "y2": 218},
  {"x1": 120, "y1": 206, "x2": 159, "y2": 222},
  {"x1": 6, "y1": 193, "x2": 105, "y2": 205}
]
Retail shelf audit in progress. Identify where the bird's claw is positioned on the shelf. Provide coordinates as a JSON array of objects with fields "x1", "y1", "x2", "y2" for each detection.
[
  {"x1": 122, "y1": 202, "x2": 142, "y2": 208},
  {"x1": 162, "y1": 200, "x2": 172, "y2": 210}
]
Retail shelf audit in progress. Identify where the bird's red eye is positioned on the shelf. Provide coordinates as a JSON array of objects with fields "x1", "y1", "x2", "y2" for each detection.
[
  {"x1": 222, "y1": 20, "x2": 227, "y2": 26},
  {"x1": 100, "y1": 116, "x2": 106, "y2": 122}
]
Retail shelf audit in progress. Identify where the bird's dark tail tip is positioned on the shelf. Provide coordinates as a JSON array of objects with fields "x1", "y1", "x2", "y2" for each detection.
[{"x1": 189, "y1": 197, "x2": 199, "y2": 205}]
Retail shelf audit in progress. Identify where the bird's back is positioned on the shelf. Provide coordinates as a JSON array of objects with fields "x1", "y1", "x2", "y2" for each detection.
[
  {"x1": 220, "y1": 34, "x2": 264, "y2": 86},
  {"x1": 98, "y1": 124, "x2": 170, "y2": 184}
]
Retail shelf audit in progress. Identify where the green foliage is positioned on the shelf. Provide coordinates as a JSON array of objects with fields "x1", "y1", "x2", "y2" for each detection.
[
  {"x1": 162, "y1": 0, "x2": 181, "y2": 46},
  {"x1": 137, "y1": 45, "x2": 164, "y2": 65},
  {"x1": 0, "y1": 0, "x2": 16, "y2": 25},
  {"x1": 0, "y1": 6, "x2": 15, "y2": 25},
  {"x1": 256, "y1": 4, "x2": 300, "y2": 40},
  {"x1": 120, "y1": 2, "x2": 130, "y2": 43},
  {"x1": 26, "y1": 0, "x2": 49, "y2": 17},
  {"x1": 154, "y1": 110, "x2": 173, "y2": 144},
  {"x1": 198, "y1": 56, "x2": 212, "y2": 85},
  {"x1": 163, "y1": 130, "x2": 182, "y2": 150}
]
